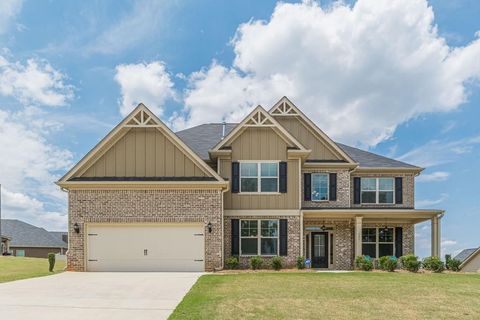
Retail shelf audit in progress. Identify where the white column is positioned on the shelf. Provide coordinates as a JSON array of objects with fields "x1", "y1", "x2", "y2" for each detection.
[
  {"x1": 354, "y1": 216, "x2": 363, "y2": 257},
  {"x1": 431, "y1": 216, "x2": 441, "y2": 257},
  {"x1": 300, "y1": 211, "x2": 304, "y2": 257}
]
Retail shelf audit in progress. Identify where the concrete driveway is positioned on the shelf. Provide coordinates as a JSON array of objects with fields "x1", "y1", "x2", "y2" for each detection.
[{"x1": 0, "y1": 272, "x2": 202, "y2": 320}]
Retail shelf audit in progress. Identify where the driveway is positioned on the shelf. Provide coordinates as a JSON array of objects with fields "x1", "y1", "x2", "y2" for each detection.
[{"x1": 0, "y1": 272, "x2": 202, "y2": 320}]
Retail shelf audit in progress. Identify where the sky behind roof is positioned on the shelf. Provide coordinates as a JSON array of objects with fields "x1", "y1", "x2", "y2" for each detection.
[{"x1": 0, "y1": 0, "x2": 479, "y2": 257}]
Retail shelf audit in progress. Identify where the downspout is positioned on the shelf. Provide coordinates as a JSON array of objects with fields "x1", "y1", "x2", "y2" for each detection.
[{"x1": 219, "y1": 158, "x2": 230, "y2": 271}]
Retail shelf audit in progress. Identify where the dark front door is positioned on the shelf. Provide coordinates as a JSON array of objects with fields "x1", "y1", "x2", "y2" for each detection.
[{"x1": 311, "y1": 232, "x2": 329, "y2": 268}]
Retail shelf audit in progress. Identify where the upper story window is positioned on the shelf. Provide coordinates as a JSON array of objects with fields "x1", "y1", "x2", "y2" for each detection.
[
  {"x1": 240, "y1": 162, "x2": 278, "y2": 193},
  {"x1": 311, "y1": 173, "x2": 329, "y2": 201},
  {"x1": 240, "y1": 219, "x2": 279, "y2": 256},
  {"x1": 361, "y1": 178, "x2": 394, "y2": 204}
]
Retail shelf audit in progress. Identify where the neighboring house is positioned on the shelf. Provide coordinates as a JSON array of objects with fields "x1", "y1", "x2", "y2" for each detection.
[
  {"x1": 454, "y1": 248, "x2": 480, "y2": 272},
  {"x1": 1, "y1": 235, "x2": 10, "y2": 255},
  {"x1": 0, "y1": 219, "x2": 68, "y2": 258},
  {"x1": 57, "y1": 97, "x2": 444, "y2": 272}
]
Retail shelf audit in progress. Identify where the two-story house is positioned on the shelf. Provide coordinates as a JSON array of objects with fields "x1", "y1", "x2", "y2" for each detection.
[{"x1": 57, "y1": 97, "x2": 443, "y2": 271}]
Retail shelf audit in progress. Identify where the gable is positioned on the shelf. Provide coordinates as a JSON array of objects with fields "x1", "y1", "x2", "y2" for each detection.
[
  {"x1": 230, "y1": 127, "x2": 288, "y2": 160},
  {"x1": 58, "y1": 104, "x2": 225, "y2": 187}
]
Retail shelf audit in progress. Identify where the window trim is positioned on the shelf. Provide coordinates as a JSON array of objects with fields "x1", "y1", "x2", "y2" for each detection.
[
  {"x1": 239, "y1": 219, "x2": 280, "y2": 256},
  {"x1": 361, "y1": 227, "x2": 395, "y2": 258},
  {"x1": 360, "y1": 177, "x2": 395, "y2": 204},
  {"x1": 239, "y1": 161, "x2": 280, "y2": 194},
  {"x1": 311, "y1": 173, "x2": 329, "y2": 202}
]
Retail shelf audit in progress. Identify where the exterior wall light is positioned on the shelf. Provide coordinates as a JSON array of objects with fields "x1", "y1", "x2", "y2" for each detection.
[
  {"x1": 207, "y1": 222, "x2": 212, "y2": 233},
  {"x1": 73, "y1": 223, "x2": 80, "y2": 234}
]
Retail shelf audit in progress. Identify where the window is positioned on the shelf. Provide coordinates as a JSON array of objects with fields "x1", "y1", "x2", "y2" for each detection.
[
  {"x1": 240, "y1": 162, "x2": 278, "y2": 193},
  {"x1": 361, "y1": 178, "x2": 394, "y2": 204},
  {"x1": 15, "y1": 249, "x2": 25, "y2": 257},
  {"x1": 361, "y1": 228, "x2": 394, "y2": 258},
  {"x1": 311, "y1": 173, "x2": 329, "y2": 201},
  {"x1": 240, "y1": 219, "x2": 279, "y2": 255}
]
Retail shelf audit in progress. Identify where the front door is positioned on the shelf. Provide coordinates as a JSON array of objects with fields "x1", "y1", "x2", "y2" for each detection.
[{"x1": 311, "y1": 232, "x2": 328, "y2": 268}]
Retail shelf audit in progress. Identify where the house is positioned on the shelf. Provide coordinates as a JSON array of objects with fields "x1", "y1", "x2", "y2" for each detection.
[
  {"x1": 454, "y1": 248, "x2": 480, "y2": 272},
  {"x1": 0, "y1": 219, "x2": 68, "y2": 258},
  {"x1": 57, "y1": 97, "x2": 444, "y2": 272}
]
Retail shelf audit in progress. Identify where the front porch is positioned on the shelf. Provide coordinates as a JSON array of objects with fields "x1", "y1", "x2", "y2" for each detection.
[{"x1": 300, "y1": 209, "x2": 444, "y2": 270}]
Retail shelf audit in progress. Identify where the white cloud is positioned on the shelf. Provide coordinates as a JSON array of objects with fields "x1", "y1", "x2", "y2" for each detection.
[
  {"x1": 416, "y1": 171, "x2": 450, "y2": 182},
  {"x1": 173, "y1": 0, "x2": 480, "y2": 147},
  {"x1": 0, "y1": 54, "x2": 74, "y2": 106},
  {"x1": 416, "y1": 193, "x2": 448, "y2": 208},
  {"x1": 0, "y1": 0, "x2": 22, "y2": 34},
  {"x1": 115, "y1": 61, "x2": 176, "y2": 117},
  {"x1": 399, "y1": 136, "x2": 480, "y2": 167}
]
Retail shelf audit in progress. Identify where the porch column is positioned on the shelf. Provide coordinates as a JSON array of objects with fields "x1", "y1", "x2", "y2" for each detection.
[
  {"x1": 431, "y1": 215, "x2": 441, "y2": 257},
  {"x1": 354, "y1": 216, "x2": 363, "y2": 257},
  {"x1": 300, "y1": 211, "x2": 304, "y2": 257}
]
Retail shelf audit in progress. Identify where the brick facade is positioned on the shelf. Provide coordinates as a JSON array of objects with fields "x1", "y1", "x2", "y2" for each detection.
[
  {"x1": 67, "y1": 189, "x2": 223, "y2": 271},
  {"x1": 301, "y1": 169, "x2": 351, "y2": 208},
  {"x1": 223, "y1": 216, "x2": 300, "y2": 268}
]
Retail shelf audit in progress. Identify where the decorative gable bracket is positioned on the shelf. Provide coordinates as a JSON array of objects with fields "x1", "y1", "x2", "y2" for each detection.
[
  {"x1": 270, "y1": 98, "x2": 300, "y2": 117},
  {"x1": 125, "y1": 108, "x2": 160, "y2": 127},
  {"x1": 244, "y1": 109, "x2": 275, "y2": 127}
]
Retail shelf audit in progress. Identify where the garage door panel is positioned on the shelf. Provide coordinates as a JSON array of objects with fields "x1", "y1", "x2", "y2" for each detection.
[{"x1": 87, "y1": 224, "x2": 205, "y2": 272}]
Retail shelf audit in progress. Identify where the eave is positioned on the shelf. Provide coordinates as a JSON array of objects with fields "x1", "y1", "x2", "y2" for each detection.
[{"x1": 56, "y1": 180, "x2": 229, "y2": 190}]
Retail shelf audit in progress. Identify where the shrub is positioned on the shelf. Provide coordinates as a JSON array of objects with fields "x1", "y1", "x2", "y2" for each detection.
[
  {"x1": 445, "y1": 254, "x2": 452, "y2": 269},
  {"x1": 296, "y1": 256, "x2": 306, "y2": 269},
  {"x1": 423, "y1": 256, "x2": 445, "y2": 273},
  {"x1": 447, "y1": 258, "x2": 461, "y2": 272},
  {"x1": 400, "y1": 254, "x2": 421, "y2": 272},
  {"x1": 379, "y1": 256, "x2": 397, "y2": 272},
  {"x1": 250, "y1": 256, "x2": 263, "y2": 270},
  {"x1": 225, "y1": 256, "x2": 239, "y2": 269},
  {"x1": 355, "y1": 255, "x2": 373, "y2": 271},
  {"x1": 48, "y1": 253, "x2": 55, "y2": 272},
  {"x1": 271, "y1": 256, "x2": 283, "y2": 271}
]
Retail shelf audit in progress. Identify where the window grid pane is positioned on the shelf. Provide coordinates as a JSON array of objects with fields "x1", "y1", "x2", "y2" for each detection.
[{"x1": 261, "y1": 163, "x2": 278, "y2": 177}]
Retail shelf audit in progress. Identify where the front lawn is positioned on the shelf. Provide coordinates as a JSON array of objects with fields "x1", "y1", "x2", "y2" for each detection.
[
  {"x1": 170, "y1": 272, "x2": 480, "y2": 319},
  {"x1": 0, "y1": 256, "x2": 66, "y2": 283}
]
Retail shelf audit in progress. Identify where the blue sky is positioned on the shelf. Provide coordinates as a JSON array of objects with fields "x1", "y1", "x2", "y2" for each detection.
[{"x1": 0, "y1": 0, "x2": 479, "y2": 258}]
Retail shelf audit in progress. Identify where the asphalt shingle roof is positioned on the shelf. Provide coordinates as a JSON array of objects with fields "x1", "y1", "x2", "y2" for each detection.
[
  {"x1": 454, "y1": 248, "x2": 479, "y2": 263},
  {"x1": 175, "y1": 123, "x2": 418, "y2": 168},
  {"x1": 0, "y1": 219, "x2": 68, "y2": 248}
]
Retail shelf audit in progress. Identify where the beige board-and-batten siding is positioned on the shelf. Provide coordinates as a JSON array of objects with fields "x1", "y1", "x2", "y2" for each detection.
[{"x1": 67, "y1": 189, "x2": 223, "y2": 272}]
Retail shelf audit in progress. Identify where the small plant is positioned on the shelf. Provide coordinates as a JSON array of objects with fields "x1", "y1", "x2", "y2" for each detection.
[
  {"x1": 400, "y1": 254, "x2": 421, "y2": 272},
  {"x1": 447, "y1": 258, "x2": 461, "y2": 272},
  {"x1": 445, "y1": 254, "x2": 452, "y2": 269},
  {"x1": 48, "y1": 253, "x2": 56, "y2": 272},
  {"x1": 271, "y1": 256, "x2": 283, "y2": 271},
  {"x1": 378, "y1": 256, "x2": 397, "y2": 272},
  {"x1": 250, "y1": 256, "x2": 263, "y2": 270},
  {"x1": 296, "y1": 256, "x2": 306, "y2": 269},
  {"x1": 225, "y1": 256, "x2": 239, "y2": 269},
  {"x1": 355, "y1": 255, "x2": 373, "y2": 271},
  {"x1": 423, "y1": 256, "x2": 445, "y2": 273}
]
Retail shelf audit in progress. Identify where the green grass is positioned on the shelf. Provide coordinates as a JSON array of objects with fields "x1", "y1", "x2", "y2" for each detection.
[
  {"x1": 0, "y1": 256, "x2": 66, "y2": 283},
  {"x1": 170, "y1": 272, "x2": 480, "y2": 320}
]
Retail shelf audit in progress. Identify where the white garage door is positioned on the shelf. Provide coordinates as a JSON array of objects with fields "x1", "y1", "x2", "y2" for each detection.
[{"x1": 86, "y1": 224, "x2": 205, "y2": 272}]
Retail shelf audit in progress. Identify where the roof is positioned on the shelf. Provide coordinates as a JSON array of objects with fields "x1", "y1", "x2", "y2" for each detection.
[
  {"x1": 175, "y1": 123, "x2": 418, "y2": 168},
  {"x1": 0, "y1": 219, "x2": 68, "y2": 248},
  {"x1": 454, "y1": 248, "x2": 479, "y2": 263}
]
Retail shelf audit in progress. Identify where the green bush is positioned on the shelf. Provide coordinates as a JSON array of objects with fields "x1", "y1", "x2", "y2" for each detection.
[
  {"x1": 423, "y1": 256, "x2": 445, "y2": 273},
  {"x1": 296, "y1": 256, "x2": 305, "y2": 269},
  {"x1": 445, "y1": 254, "x2": 452, "y2": 269},
  {"x1": 378, "y1": 256, "x2": 397, "y2": 272},
  {"x1": 355, "y1": 255, "x2": 373, "y2": 271},
  {"x1": 447, "y1": 258, "x2": 461, "y2": 272},
  {"x1": 48, "y1": 253, "x2": 55, "y2": 272},
  {"x1": 225, "y1": 256, "x2": 239, "y2": 269},
  {"x1": 271, "y1": 256, "x2": 283, "y2": 271},
  {"x1": 250, "y1": 256, "x2": 263, "y2": 270},
  {"x1": 400, "y1": 254, "x2": 421, "y2": 272}
]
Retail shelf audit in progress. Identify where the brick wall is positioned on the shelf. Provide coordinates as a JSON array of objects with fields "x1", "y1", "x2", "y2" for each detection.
[
  {"x1": 67, "y1": 189, "x2": 223, "y2": 271},
  {"x1": 223, "y1": 215, "x2": 300, "y2": 268}
]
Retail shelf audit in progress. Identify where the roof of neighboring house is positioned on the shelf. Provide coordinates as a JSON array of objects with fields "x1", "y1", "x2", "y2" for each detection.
[
  {"x1": 0, "y1": 219, "x2": 68, "y2": 248},
  {"x1": 49, "y1": 231, "x2": 68, "y2": 244},
  {"x1": 175, "y1": 123, "x2": 418, "y2": 168},
  {"x1": 454, "y1": 248, "x2": 479, "y2": 263}
]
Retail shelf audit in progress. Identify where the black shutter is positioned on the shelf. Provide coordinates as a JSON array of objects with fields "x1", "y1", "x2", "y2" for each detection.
[
  {"x1": 304, "y1": 173, "x2": 311, "y2": 201},
  {"x1": 231, "y1": 162, "x2": 240, "y2": 193},
  {"x1": 279, "y1": 161, "x2": 287, "y2": 193},
  {"x1": 353, "y1": 177, "x2": 361, "y2": 204},
  {"x1": 395, "y1": 227, "x2": 403, "y2": 258},
  {"x1": 395, "y1": 177, "x2": 403, "y2": 204},
  {"x1": 231, "y1": 219, "x2": 239, "y2": 256},
  {"x1": 279, "y1": 219, "x2": 288, "y2": 256},
  {"x1": 329, "y1": 173, "x2": 337, "y2": 201}
]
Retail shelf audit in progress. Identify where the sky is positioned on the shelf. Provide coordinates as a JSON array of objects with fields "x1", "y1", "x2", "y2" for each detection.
[{"x1": 0, "y1": 0, "x2": 479, "y2": 258}]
